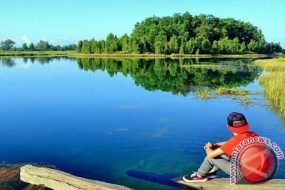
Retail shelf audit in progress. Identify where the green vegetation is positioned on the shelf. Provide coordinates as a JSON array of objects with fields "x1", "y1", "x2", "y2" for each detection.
[
  {"x1": 239, "y1": 96, "x2": 251, "y2": 105},
  {"x1": 255, "y1": 58, "x2": 285, "y2": 71},
  {"x1": 0, "y1": 39, "x2": 15, "y2": 51},
  {"x1": 76, "y1": 12, "x2": 283, "y2": 55},
  {"x1": 0, "y1": 51, "x2": 73, "y2": 57},
  {"x1": 194, "y1": 87, "x2": 257, "y2": 102},
  {"x1": 0, "y1": 39, "x2": 76, "y2": 52},
  {"x1": 255, "y1": 58, "x2": 285, "y2": 119},
  {"x1": 75, "y1": 58, "x2": 261, "y2": 96},
  {"x1": 2, "y1": 57, "x2": 259, "y2": 96},
  {"x1": 215, "y1": 87, "x2": 256, "y2": 106},
  {"x1": 215, "y1": 87, "x2": 251, "y2": 95},
  {"x1": 1, "y1": 12, "x2": 283, "y2": 57},
  {"x1": 2, "y1": 56, "x2": 262, "y2": 107},
  {"x1": 195, "y1": 89, "x2": 212, "y2": 99}
]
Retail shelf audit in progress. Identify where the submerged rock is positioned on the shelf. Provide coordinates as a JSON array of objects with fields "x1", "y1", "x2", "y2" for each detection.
[{"x1": 20, "y1": 165, "x2": 133, "y2": 190}]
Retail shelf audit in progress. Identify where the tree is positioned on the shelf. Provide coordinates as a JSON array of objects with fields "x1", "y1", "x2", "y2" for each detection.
[
  {"x1": 76, "y1": 40, "x2": 83, "y2": 53},
  {"x1": 0, "y1": 39, "x2": 16, "y2": 50},
  {"x1": 154, "y1": 33, "x2": 167, "y2": 54},
  {"x1": 29, "y1": 43, "x2": 35, "y2": 51},
  {"x1": 36, "y1": 40, "x2": 50, "y2": 51},
  {"x1": 201, "y1": 38, "x2": 211, "y2": 53},
  {"x1": 228, "y1": 37, "x2": 240, "y2": 54},
  {"x1": 185, "y1": 38, "x2": 196, "y2": 54},
  {"x1": 22, "y1": 43, "x2": 28, "y2": 51},
  {"x1": 120, "y1": 34, "x2": 131, "y2": 53},
  {"x1": 105, "y1": 33, "x2": 119, "y2": 53},
  {"x1": 168, "y1": 35, "x2": 179, "y2": 53},
  {"x1": 212, "y1": 40, "x2": 220, "y2": 54},
  {"x1": 247, "y1": 39, "x2": 259, "y2": 53},
  {"x1": 179, "y1": 42, "x2": 185, "y2": 54},
  {"x1": 239, "y1": 42, "x2": 247, "y2": 54},
  {"x1": 81, "y1": 40, "x2": 91, "y2": 54},
  {"x1": 264, "y1": 42, "x2": 283, "y2": 54}
]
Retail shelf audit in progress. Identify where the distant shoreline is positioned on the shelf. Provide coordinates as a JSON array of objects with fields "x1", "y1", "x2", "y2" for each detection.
[
  {"x1": 0, "y1": 51, "x2": 283, "y2": 59},
  {"x1": 68, "y1": 53, "x2": 275, "y2": 59}
]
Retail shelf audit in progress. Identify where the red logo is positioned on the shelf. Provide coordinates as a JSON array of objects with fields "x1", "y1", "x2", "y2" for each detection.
[
  {"x1": 232, "y1": 120, "x2": 246, "y2": 127},
  {"x1": 237, "y1": 143, "x2": 277, "y2": 183}
]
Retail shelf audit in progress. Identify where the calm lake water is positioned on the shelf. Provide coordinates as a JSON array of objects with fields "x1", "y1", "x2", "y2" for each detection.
[{"x1": 1, "y1": 57, "x2": 284, "y2": 189}]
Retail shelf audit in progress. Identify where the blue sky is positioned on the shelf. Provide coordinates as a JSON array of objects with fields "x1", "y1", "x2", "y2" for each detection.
[{"x1": 1, "y1": 0, "x2": 284, "y2": 47}]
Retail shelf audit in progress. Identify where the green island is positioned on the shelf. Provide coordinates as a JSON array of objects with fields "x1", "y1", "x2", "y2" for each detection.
[{"x1": 1, "y1": 12, "x2": 284, "y2": 57}]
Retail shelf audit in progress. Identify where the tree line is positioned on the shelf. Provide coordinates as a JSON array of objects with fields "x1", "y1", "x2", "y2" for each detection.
[
  {"x1": 0, "y1": 39, "x2": 76, "y2": 51},
  {"x1": 76, "y1": 12, "x2": 284, "y2": 55}
]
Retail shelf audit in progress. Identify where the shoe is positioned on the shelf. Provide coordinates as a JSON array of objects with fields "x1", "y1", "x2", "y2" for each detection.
[
  {"x1": 183, "y1": 172, "x2": 208, "y2": 182},
  {"x1": 207, "y1": 171, "x2": 218, "y2": 179}
]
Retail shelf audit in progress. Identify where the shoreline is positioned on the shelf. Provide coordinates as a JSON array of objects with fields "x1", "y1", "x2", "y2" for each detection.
[{"x1": 0, "y1": 51, "x2": 283, "y2": 59}]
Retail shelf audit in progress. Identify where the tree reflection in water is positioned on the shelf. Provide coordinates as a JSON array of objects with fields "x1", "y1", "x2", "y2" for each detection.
[
  {"x1": 0, "y1": 57, "x2": 261, "y2": 96},
  {"x1": 77, "y1": 58, "x2": 261, "y2": 96}
]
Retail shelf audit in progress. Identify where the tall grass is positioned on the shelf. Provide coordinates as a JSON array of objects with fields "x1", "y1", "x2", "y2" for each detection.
[
  {"x1": 195, "y1": 88, "x2": 211, "y2": 99},
  {"x1": 215, "y1": 87, "x2": 251, "y2": 96},
  {"x1": 255, "y1": 58, "x2": 285, "y2": 119},
  {"x1": 255, "y1": 58, "x2": 285, "y2": 72}
]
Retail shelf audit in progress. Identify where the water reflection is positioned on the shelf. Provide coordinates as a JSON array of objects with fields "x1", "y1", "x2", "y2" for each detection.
[
  {"x1": 0, "y1": 58, "x2": 16, "y2": 67},
  {"x1": 0, "y1": 56, "x2": 73, "y2": 67},
  {"x1": 1, "y1": 57, "x2": 262, "y2": 96},
  {"x1": 0, "y1": 57, "x2": 283, "y2": 189},
  {"x1": 77, "y1": 58, "x2": 262, "y2": 96}
]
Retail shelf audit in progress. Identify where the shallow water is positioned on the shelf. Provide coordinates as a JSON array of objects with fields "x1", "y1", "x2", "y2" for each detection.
[{"x1": 0, "y1": 57, "x2": 284, "y2": 189}]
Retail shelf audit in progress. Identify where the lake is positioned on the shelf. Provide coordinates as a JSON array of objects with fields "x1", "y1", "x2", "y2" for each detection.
[{"x1": 0, "y1": 57, "x2": 284, "y2": 189}]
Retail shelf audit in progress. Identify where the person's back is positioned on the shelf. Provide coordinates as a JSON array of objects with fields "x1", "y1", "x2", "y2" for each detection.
[{"x1": 220, "y1": 131, "x2": 258, "y2": 157}]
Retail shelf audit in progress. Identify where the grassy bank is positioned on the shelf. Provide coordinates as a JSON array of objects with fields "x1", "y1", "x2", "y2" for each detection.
[
  {"x1": 255, "y1": 58, "x2": 285, "y2": 119},
  {"x1": 67, "y1": 53, "x2": 167, "y2": 58},
  {"x1": 0, "y1": 51, "x2": 73, "y2": 57},
  {"x1": 68, "y1": 52, "x2": 274, "y2": 59}
]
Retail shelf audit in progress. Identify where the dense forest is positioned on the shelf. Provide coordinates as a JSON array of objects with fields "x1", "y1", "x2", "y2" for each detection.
[{"x1": 76, "y1": 12, "x2": 284, "y2": 55}]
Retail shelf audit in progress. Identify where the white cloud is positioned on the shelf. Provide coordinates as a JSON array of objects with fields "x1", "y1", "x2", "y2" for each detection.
[
  {"x1": 8, "y1": 35, "x2": 32, "y2": 46},
  {"x1": 48, "y1": 37, "x2": 69, "y2": 45},
  {"x1": 20, "y1": 35, "x2": 31, "y2": 44},
  {"x1": 6, "y1": 35, "x2": 74, "y2": 46}
]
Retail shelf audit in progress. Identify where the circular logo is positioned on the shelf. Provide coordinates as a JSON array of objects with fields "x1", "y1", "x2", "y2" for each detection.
[{"x1": 237, "y1": 143, "x2": 278, "y2": 184}]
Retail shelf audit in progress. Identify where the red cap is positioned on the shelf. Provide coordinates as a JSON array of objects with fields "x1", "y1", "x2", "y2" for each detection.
[{"x1": 227, "y1": 112, "x2": 250, "y2": 134}]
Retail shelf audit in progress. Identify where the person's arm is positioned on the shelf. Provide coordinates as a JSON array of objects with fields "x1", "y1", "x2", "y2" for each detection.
[
  {"x1": 214, "y1": 141, "x2": 226, "y2": 146},
  {"x1": 205, "y1": 147, "x2": 224, "y2": 158},
  {"x1": 204, "y1": 142, "x2": 225, "y2": 158}
]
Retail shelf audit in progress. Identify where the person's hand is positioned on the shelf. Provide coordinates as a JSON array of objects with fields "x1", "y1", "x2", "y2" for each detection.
[{"x1": 204, "y1": 142, "x2": 212, "y2": 150}]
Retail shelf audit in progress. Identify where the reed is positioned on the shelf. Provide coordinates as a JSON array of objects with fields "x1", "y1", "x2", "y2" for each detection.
[
  {"x1": 239, "y1": 96, "x2": 251, "y2": 105},
  {"x1": 255, "y1": 58, "x2": 285, "y2": 118},
  {"x1": 255, "y1": 58, "x2": 285, "y2": 72},
  {"x1": 215, "y1": 87, "x2": 251, "y2": 96},
  {"x1": 195, "y1": 89, "x2": 211, "y2": 99}
]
